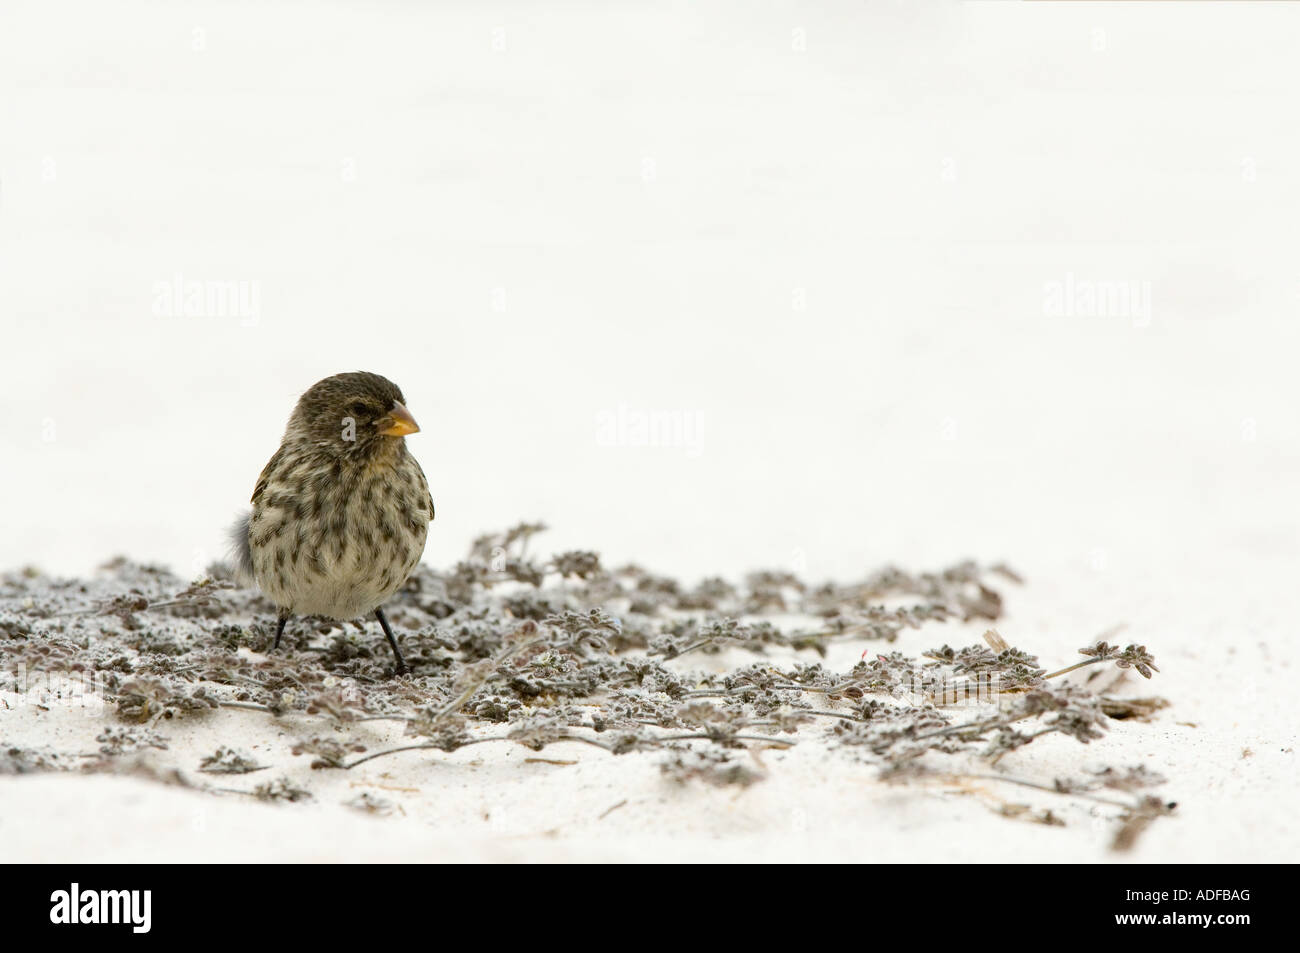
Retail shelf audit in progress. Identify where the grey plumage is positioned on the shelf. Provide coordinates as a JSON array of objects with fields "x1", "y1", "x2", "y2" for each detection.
[{"x1": 228, "y1": 510, "x2": 255, "y2": 585}]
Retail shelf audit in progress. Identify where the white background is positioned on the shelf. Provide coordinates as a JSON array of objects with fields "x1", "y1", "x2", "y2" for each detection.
[{"x1": 3, "y1": 1, "x2": 1297, "y2": 601}]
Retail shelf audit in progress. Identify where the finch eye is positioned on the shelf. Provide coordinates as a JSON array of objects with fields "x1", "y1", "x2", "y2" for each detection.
[{"x1": 348, "y1": 402, "x2": 370, "y2": 417}]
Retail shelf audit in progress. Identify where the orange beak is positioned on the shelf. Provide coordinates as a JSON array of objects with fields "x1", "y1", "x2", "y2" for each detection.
[{"x1": 376, "y1": 401, "x2": 420, "y2": 437}]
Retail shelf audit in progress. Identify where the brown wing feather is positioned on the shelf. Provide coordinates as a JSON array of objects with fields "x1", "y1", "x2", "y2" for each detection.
[
  {"x1": 414, "y1": 457, "x2": 435, "y2": 521},
  {"x1": 251, "y1": 446, "x2": 286, "y2": 505}
]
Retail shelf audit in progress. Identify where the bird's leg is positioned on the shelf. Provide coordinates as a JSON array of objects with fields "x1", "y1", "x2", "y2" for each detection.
[
  {"x1": 273, "y1": 613, "x2": 289, "y2": 650},
  {"x1": 374, "y1": 607, "x2": 409, "y2": 675}
]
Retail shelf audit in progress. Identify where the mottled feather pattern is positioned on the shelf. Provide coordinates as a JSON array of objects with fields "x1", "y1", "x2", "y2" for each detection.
[{"x1": 239, "y1": 372, "x2": 434, "y2": 622}]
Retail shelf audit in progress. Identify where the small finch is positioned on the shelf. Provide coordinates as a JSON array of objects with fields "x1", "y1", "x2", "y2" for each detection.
[{"x1": 231, "y1": 371, "x2": 434, "y2": 674}]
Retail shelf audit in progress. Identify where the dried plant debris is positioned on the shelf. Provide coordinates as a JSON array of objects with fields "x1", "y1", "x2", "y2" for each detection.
[
  {"x1": 345, "y1": 791, "x2": 397, "y2": 816},
  {"x1": 97, "y1": 727, "x2": 169, "y2": 757},
  {"x1": 199, "y1": 746, "x2": 265, "y2": 775},
  {"x1": 661, "y1": 749, "x2": 765, "y2": 788},
  {"x1": 1, "y1": 746, "x2": 69, "y2": 775},
  {"x1": 253, "y1": 777, "x2": 312, "y2": 803},
  {"x1": 1099, "y1": 696, "x2": 1171, "y2": 721},
  {"x1": 1113, "y1": 795, "x2": 1178, "y2": 852},
  {"x1": 997, "y1": 803, "x2": 1066, "y2": 827},
  {"x1": 0, "y1": 522, "x2": 1171, "y2": 848},
  {"x1": 292, "y1": 736, "x2": 367, "y2": 770}
]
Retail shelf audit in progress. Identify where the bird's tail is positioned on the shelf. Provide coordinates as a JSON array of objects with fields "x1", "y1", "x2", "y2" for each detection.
[{"x1": 228, "y1": 510, "x2": 255, "y2": 586}]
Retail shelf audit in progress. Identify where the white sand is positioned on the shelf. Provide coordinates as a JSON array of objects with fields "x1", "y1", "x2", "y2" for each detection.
[{"x1": 3, "y1": 564, "x2": 1296, "y2": 863}]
